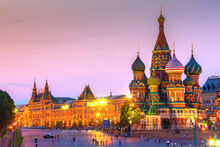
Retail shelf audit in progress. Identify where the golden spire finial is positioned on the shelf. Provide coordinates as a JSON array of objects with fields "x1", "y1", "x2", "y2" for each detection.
[
  {"x1": 160, "y1": 5, "x2": 162, "y2": 15},
  {"x1": 191, "y1": 43, "x2": 194, "y2": 55},
  {"x1": 137, "y1": 45, "x2": 140, "y2": 55},
  {"x1": 172, "y1": 42, "x2": 175, "y2": 54}
]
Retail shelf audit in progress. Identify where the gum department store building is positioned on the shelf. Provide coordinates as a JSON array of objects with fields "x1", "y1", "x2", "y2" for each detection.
[{"x1": 17, "y1": 12, "x2": 206, "y2": 129}]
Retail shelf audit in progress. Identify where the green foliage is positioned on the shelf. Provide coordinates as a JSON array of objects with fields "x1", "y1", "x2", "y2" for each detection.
[
  {"x1": 0, "y1": 90, "x2": 15, "y2": 135},
  {"x1": 203, "y1": 119, "x2": 213, "y2": 129},
  {"x1": 119, "y1": 100, "x2": 140, "y2": 128}
]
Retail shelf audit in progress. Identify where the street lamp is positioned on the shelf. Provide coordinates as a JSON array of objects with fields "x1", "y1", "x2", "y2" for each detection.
[{"x1": 209, "y1": 138, "x2": 220, "y2": 146}]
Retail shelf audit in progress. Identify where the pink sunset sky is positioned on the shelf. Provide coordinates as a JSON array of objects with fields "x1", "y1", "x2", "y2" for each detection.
[{"x1": 0, "y1": 0, "x2": 220, "y2": 104}]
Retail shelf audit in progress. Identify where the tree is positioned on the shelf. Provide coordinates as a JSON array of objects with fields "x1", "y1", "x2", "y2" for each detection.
[
  {"x1": 0, "y1": 90, "x2": 15, "y2": 137},
  {"x1": 119, "y1": 100, "x2": 140, "y2": 128}
]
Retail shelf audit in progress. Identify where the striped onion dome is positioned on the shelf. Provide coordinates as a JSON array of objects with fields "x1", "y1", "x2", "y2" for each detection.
[
  {"x1": 184, "y1": 53, "x2": 202, "y2": 75},
  {"x1": 165, "y1": 51, "x2": 184, "y2": 73},
  {"x1": 132, "y1": 53, "x2": 145, "y2": 71},
  {"x1": 183, "y1": 76, "x2": 194, "y2": 86}
]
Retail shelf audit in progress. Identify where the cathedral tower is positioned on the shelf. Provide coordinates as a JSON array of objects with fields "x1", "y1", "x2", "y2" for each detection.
[
  {"x1": 43, "y1": 80, "x2": 52, "y2": 100},
  {"x1": 147, "y1": 70, "x2": 161, "y2": 103},
  {"x1": 150, "y1": 11, "x2": 171, "y2": 81},
  {"x1": 30, "y1": 80, "x2": 38, "y2": 102},
  {"x1": 129, "y1": 50, "x2": 148, "y2": 105},
  {"x1": 183, "y1": 75, "x2": 198, "y2": 107},
  {"x1": 150, "y1": 11, "x2": 171, "y2": 100},
  {"x1": 184, "y1": 46, "x2": 202, "y2": 106},
  {"x1": 165, "y1": 50, "x2": 185, "y2": 107}
]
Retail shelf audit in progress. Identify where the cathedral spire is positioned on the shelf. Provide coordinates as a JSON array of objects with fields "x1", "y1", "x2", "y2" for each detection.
[
  {"x1": 172, "y1": 43, "x2": 175, "y2": 56},
  {"x1": 31, "y1": 78, "x2": 38, "y2": 101},
  {"x1": 191, "y1": 43, "x2": 194, "y2": 55},
  {"x1": 33, "y1": 78, "x2": 37, "y2": 90},
  {"x1": 153, "y1": 10, "x2": 169, "y2": 51},
  {"x1": 45, "y1": 77, "x2": 49, "y2": 90}
]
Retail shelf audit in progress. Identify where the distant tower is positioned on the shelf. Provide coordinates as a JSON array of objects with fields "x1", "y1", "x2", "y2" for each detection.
[
  {"x1": 165, "y1": 50, "x2": 185, "y2": 108},
  {"x1": 150, "y1": 11, "x2": 171, "y2": 99},
  {"x1": 129, "y1": 49, "x2": 148, "y2": 105},
  {"x1": 43, "y1": 79, "x2": 52, "y2": 100},
  {"x1": 184, "y1": 45, "x2": 202, "y2": 106},
  {"x1": 31, "y1": 80, "x2": 38, "y2": 102},
  {"x1": 147, "y1": 70, "x2": 161, "y2": 103},
  {"x1": 79, "y1": 85, "x2": 96, "y2": 100}
]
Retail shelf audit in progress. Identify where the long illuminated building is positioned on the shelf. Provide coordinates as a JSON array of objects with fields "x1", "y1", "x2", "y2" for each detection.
[{"x1": 17, "y1": 81, "x2": 126, "y2": 127}]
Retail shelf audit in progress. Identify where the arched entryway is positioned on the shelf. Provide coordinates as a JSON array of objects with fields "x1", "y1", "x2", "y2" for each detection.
[
  {"x1": 162, "y1": 119, "x2": 170, "y2": 129},
  {"x1": 33, "y1": 120, "x2": 40, "y2": 126}
]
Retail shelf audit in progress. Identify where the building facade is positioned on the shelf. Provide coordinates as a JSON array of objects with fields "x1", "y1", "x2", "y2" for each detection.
[
  {"x1": 202, "y1": 76, "x2": 220, "y2": 113},
  {"x1": 17, "y1": 81, "x2": 126, "y2": 128},
  {"x1": 129, "y1": 11, "x2": 206, "y2": 129}
]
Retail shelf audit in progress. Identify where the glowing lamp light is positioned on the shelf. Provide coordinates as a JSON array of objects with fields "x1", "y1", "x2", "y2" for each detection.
[
  {"x1": 14, "y1": 108, "x2": 18, "y2": 113},
  {"x1": 96, "y1": 113, "x2": 100, "y2": 117},
  {"x1": 99, "y1": 100, "x2": 107, "y2": 106},
  {"x1": 216, "y1": 140, "x2": 220, "y2": 146},
  {"x1": 210, "y1": 139, "x2": 215, "y2": 146},
  {"x1": 9, "y1": 126, "x2": 13, "y2": 129},
  {"x1": 61, "y1": 104, "x2": 69, "y2": 110},
  {"x1": 126, "y1": 94, "x2": 132, "y2": 99}
]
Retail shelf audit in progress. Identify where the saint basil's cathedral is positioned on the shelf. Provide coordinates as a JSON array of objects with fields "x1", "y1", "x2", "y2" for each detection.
[{"x1": 129, "y1": 11, "x2": 206, "y2": 129}]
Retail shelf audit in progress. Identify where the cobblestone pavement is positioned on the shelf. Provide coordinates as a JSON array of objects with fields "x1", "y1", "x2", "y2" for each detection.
[{"x1": 21, "y1": 129, "x2": 204, "y2": 147}]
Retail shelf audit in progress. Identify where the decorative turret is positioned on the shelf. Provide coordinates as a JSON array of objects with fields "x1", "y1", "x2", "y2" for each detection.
[
  {"x1": 129, "y1": 48, "x2": 148, "y2": 105},
  {"x1": 43, "y1": 79, "x2": 52, "y2": 100},
  {"x1": 147, "y1": 71, "x2": 160, "y2": 103},
  {"x1": 79, "y1": 85, "x2": 96, "y2": 100},
  {"x1": 150, "y1": 11, "x2": 171, "y2": 101},
  {"x1": 147, "y1": 71, "x2": 161, "y2": 86},
  {"x1": 165, "y1": 50, "x2": 185, "y2": 107},
  {"x1": 132, "y1": 51, "x2": 145, "y2": 72},
  {"x1": 183, "y1": 75, "x2": 196, "y2": 104},
  {"x1": 154, "y1": 11, "x2": 169, "y2": 51},
  {"x1": 184, "y1": 44, "x2": 202, "y2": 105},
  {"x1": 165, "y1": 50, "x2": 184, "y2": 74},
  {"x1": 31, "y1": 79, "x2": 38, "y2": 102},
  {"x1": 184, "y1": 49, "x2": 202, "y2": 76},
  {"x1": 183, "y1": 76, "x2": 194, "y2": 86}
]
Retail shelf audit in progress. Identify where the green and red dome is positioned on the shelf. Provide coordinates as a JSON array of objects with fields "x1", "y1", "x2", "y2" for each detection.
[
  {"x1": 184, "y1": 54, "x2": 202, "y2": 75},
  {"x1": 132, "y1": 54, "x2": 145, "y2": 71},
  {"x1": 183, "y1": 76, "x2": 194, "y2": 86}
]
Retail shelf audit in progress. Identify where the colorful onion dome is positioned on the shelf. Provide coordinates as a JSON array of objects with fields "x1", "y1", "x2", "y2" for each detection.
[
  {"x1": 147, "y1": 71, "x2": 161, "y2": 85},
  {"x1": 184, "y1": 51, "x2": 202, "y2": 75},
  {"x1": 132, "y1": 52, "x2": 145, "y2": 71},
  {"x1": 183, "y1": 76, "x2": 195, "y2": 86},
  {"x1": 165, "y1": 51, "x2": 184, "y2": 73}
]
